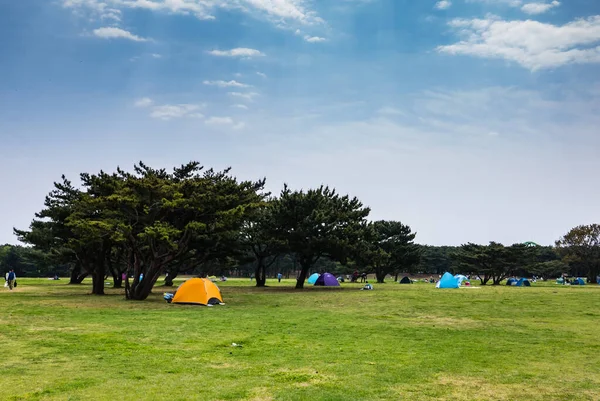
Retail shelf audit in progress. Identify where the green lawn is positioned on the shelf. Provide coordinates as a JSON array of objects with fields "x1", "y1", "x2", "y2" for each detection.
[{"x1": 1, "y1": 278, "x2": 599, "y2": 401}]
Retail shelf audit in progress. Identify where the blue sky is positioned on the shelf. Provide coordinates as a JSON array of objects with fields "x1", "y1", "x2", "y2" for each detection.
[{"x1": 1, "y1": 0, "x2": 600, "y2": 246}]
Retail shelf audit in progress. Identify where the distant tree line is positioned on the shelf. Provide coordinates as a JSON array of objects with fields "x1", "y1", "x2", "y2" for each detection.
[{"x1": 8, "y1": 161, "x2": 599, "y2": 299}]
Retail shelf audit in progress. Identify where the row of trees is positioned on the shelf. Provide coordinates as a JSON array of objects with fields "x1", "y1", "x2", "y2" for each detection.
[
  {"x1": 10, "y1": 161, "x2": 599, "y2": 299},
  {"x1": 14, "y1": 161, "x2": 421, "y2": 299}
]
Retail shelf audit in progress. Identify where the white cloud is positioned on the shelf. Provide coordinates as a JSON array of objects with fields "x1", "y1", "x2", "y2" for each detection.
[
  {"x1": 205, "y1": 116, "x2": 234, "y2": 125},
  {"x1": 208, "y1": 48, "x2": 264, "y2": 57},
  {"x1": 437, "y1": 15, "x2": 600, "y2": 70},
  {"x1": 151, "y1": 53, "x2": 162, "y2": 58},
  {"x1": 232, "y1": 104, "x2": 249, "y2": 109},
  {"x1": 92, "y1": 27, "x2": 147, "y2": 42},
  {"x1": 205, "y1": 116, "x2": 245, "y2": 129},
  {"x1": 435, "y1": 1, "x2": 452, "y2": 10},
  {"x1": 63, "y1": 0, "x2": 122, "y2": 20},
  {"x1": 63, "y1": 0, "x2": 322, "y2": 26},
  {"x1": 134, "y1": 97, "x2": 153, "y2": 108},
  {"x1": 304, "y1": 35, "x2": 326, "y2": 43},
  {"x1": 377, "y1": 106, "x2": 405, "y2": 116},
  {"x1": 203, "y1": 80, "x2": 251, "y2": 88},
  {"x1": 228, "y1": 92, "x2": 259, "y2": 101},
  {"x1": 521, "y1": 1, "x2": 560, "y2": 15},
  {"x1": 149, "y1": 104, "x2": 203, "y2": 120},
  {"x1": 256, "y1": 72, "x2": 267, "y2": 78}
]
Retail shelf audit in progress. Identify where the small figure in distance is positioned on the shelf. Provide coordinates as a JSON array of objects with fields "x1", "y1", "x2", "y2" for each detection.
[{"x1": 7, "y1": 269, "x2": 16, "y2": 290}]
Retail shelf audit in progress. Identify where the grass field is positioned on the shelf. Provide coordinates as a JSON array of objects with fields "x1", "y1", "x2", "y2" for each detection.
[{"x1": 0, "y1": 278, "x2": 599, "y2": 401}]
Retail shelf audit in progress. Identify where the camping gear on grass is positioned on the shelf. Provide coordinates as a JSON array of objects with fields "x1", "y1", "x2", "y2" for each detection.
[
  {"x1": 436, "y1": 272, "x2": 459, "y2": 289},
  {"x1": 307, "y1": 273, "x2": 320, "y2": 285},
  {"x1": 171, "y1": 278, "x2": 224, "y2": 306},
  {"x1": 516, "y1": 278, "x2": 531, "y2": 287},
  {"x1": 571, "y1": 278, "x2": 585, "y2": 285},
  {"x1": 399, "y1": 276, "x2": 412, "y2": 284},
  {"x1": 506, "y1": 278, "x2": 518, "y2": 286},
  {"x1": 314, "y1": 273, "x2": 340, "y2": 287}
]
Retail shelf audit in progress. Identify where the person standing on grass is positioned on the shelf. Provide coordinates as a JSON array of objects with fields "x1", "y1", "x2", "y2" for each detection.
[
  {"x1": 277, "y1": 272, "x2": 282, "y2": 283},
  {"x1": 7, "y1": 269, "x2": 16, "y2": 290}
]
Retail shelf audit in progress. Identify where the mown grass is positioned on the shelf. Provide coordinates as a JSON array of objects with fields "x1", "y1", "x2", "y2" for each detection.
[{"x1": 0, "y1": 278, "x2": 599, "y2": 400}]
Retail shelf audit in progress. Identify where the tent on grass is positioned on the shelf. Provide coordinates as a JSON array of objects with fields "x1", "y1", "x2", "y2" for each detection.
[
  {"x1": 436, "y1": 272, "x2": 459, "y2": 289},
  {"x1": 455, "y1": 274, "x2": 469, "y2": 285},
  {"x1": 399, "y1": 276, "x2": 412, "y2": 284},
  {"x1": 572, "y1": 278, "x2": 585, "y2": 285},
  {"x1": 307, "y1": 273, "x2": 320, "y2": 284},
  {"x1": 314, "y1": 273, "x2": 340, "y2": 287},
  {"x1": 506, "y1": 278, "x2": 518, "y2": 286},
  {"x1": 516, "y1": 278, "x2": 531, "y2": 287},
  {"x1": 171, "y1": 278, "x2": 224, "y2": 306},
  {"x1": 556, "y1": 277, "x2": 564, "y2": 284}
]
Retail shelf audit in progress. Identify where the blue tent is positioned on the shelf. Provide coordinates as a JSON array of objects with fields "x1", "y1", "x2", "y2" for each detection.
[
  {"x1": 436, "y1": 272, "x2": 459, "y2": 289},
  {"x1": 516, "y1": 278, "x2": 531, "y2": 287},
  {"x1": 506, "y1": 278, "x2": 518, "y2": 286},
  {"x1": 307, "y1": 273, "x2": 320, "y2": 285},
  {"x1": 572, "y1": 278, "x2": 585, "y2": 285}
]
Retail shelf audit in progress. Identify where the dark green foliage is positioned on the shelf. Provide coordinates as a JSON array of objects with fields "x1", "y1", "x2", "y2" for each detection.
[
  {"x1": 417, "y1": 246, "x2": 459, "y2": 275},
  {"x1": 354, "y1": 221, "x2": 421, "y2": 283},
  {"x1": 269, "y1": 185, "x2": 370, "y2": 289},
  {"x1": 453, "y1": 242, "x2": 533, "y2": 285},
  {"x1": 556, "y1": 224, "x2": 600, "y2": 282}
]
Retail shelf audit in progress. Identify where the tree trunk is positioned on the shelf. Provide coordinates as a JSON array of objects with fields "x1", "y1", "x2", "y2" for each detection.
[
  {"x1": 255, "y1": 260, "x2": 266, "y2": 287},
  {"x1": 127, "y1": 260, "x2": 165, "y2": 300},
  {"x1": 394, "y1": 272, "x2": 399, "y2": 282},
  {"x1": 375, "y1": 268, "x2": 386, "y2": 283},
  {"x1": 112, "y1": 273, "x2": 123, "y2": 288},
  {"x1": 295, "y1": 262, "x2": 310, "y2": 289},
  {"x1": 69, "y1": 265, "x2": 87, "y2": 284},
  {"x1": 164, "y1": 271, "x2": 177, "y2": 287},
  {"x1": 91, "y1": 270, "x2": 105, "y2": 295}
]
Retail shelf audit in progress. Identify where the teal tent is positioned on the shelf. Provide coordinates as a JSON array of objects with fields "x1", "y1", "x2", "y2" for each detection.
[
  {"x1": 516, "y1": 278, "x2": 531, "y2": 287},
  {"x1": 506, "y1": 278, "x2": 518, "y2": 286},
  {"x1": 572, "y1": 278, "x2": 585, "y2": 285},
  {"x1": 307, "y1": 273, "x2": 320, "y2": 285},
  {"x1": 436, "y1": 272, "x2": 459, "y2": 289}
]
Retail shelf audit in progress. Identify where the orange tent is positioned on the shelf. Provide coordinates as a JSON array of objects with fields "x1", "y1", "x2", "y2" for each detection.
[{"x1": 172, "y1": 278, "x2": 224, "y2": 306}]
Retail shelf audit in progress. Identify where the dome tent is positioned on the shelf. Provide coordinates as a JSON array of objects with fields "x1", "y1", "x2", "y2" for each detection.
[
  {"x1": 172, "y1": 278, "x2": 224, "y2": 306},
  {"x1": 399, "y1": 276, "x2": 412, "y2": 284},
  {"x1": 314, "y1": 273, "x2": 340, "y2": 287},
  {"x1": 436, "y1": 272, "x2": 459, "y2": 289},
  {"x1": 307, "y1": 273, "x2": 320, "y2": 285},
  {"x1": 516, "y1": 278, "x2": 531, "y2": 287},
  {"x1": 572, "y1": 278, "x2": 585, "y2": 285},
  {"x1": 506, "y1": 278, "x2": 518, "y2": 286}
]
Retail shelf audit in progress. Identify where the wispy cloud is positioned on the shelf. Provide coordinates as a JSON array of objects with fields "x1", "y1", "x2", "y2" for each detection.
[
  {"x1": 149, "y1": 104, "x2": 204, "y2": 120},
  {"x1": 304, "y1": 35, "x2": 326, "y2": 43},
  {"x1": 228, "y1": 92, "x2": 259, "y2": 101},
  {"x1": 232, "y1": 104, "x2": 249, "y2": 109},
  {"x1": 437, "y1": 15, "x2": 600, "y2": 70},
  {"x1": 134, "y1": 97, "x2": 153, "y2": 108},
  {"x1": 256, "y1": 72, "x2": 267, "y2": 78},
  {"x1": 208, "y1": 48, "x2": 264, "y2": 57},
  {"x1": 151, "y1": 53, "x2": 162, "y2": 58},
  {"x1": 203, "y1": 80, "x2": 251, "y2": 88},
  {"x1": 92, "y1": 27, "x2": 147, "y2": 42},
  {"x1": 521, "y1": 1, "x2": 560, "y2": 15},
  {"x1": 205, "y1": 116, "x2": 245, "y2": 129},
  {"x1": 435, "y1": 1, "x2": 452, "y2": 10},
  {"x1": 377, "y1": 106, "x2": 405, "y2": 116},
  {"x1": 63, "y1": 0, "x2": 323, "y2": 26}
]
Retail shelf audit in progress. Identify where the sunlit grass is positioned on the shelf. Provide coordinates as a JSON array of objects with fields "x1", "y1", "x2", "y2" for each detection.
[{"x1": 1, "y1": 278, "x2": 598, "y2": 400}]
